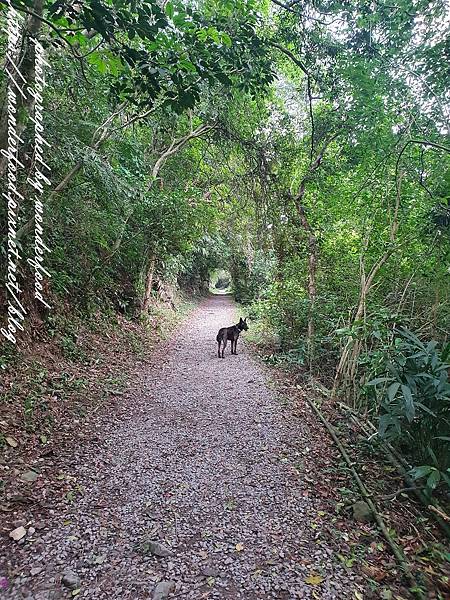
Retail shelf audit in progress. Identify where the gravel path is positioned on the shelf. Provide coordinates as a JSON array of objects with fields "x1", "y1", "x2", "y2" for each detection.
[{"x1": 2, "y1": 295, "x2": 361, "y2": 599}]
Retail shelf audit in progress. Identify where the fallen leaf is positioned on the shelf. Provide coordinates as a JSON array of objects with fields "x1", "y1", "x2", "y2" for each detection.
[
  {"x1": 10, "y1": 526, "x2": 26, "y2": 541},
  {"x1": 305, "y1": 573, "x2": 324, "y2": 585},
  {"x1": 72, "y1": 589, "x2": 81, "y2": 596},
  {"x1": 5, "y1": 437, "x2": 18, "y2": 448},
  {"x1": 362, "y1": 565, "x2": 387, "y2": 582},
  {"x1": 235, "y1": 543, "x2": 244, "y2": 552}
]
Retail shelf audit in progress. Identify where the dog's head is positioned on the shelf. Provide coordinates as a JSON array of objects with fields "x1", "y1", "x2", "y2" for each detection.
[{"x1": 239, "y1": 317, "x2": 249, "y2": 331}]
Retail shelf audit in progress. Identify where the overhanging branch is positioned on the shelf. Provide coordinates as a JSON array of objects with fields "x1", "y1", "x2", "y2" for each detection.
[{"x1": 268, "y1": 41, "x2": 310, "y2": 77}]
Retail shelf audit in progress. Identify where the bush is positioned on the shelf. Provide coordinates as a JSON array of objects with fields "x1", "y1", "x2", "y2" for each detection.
[{"x1": 367, "y1": 328, "x2": 450, "y2": 497}]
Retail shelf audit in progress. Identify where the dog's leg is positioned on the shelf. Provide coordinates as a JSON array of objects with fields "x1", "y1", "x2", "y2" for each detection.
[
  {"x1": 222, "y1": 334, "x2": 227, "y2": 358},
  {"x1": 217, "y1": 340, "x2": 221, "y2": 358},
  {"x1": 234, "y1": 338, "x2": 238, "y2": 355}
]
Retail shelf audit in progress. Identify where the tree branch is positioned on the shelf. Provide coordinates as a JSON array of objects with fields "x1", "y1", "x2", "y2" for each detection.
[
  {"x1": 268, "y1": 41, "x2": 310, "y2": 77},
  {"x1": 270, "y1": 0, "x2": 299, "y2": 13},
  {"x1": 150, "y1": 124, "x2": 215, "y2": 183}
]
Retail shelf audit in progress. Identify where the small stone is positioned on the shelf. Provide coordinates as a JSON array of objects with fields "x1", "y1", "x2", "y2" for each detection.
[
  {"x1": 352, "y1": 500, "x2": 374, "y2": 523},
  {"x1": 202, "y1": 566, "x2": 219, "y2": 577},
  {"x1": 30, "y1": 567, "x2": 43, "y2": 576},
  {"x1": 10, "y1": 526, "x2": 26, "y2": 541},
  {"x1": 20, "y1": 470, "x2": 38, "y2": 483},
  {"x1": 153, "y1": 580, "x2": 175, "y2": 600},
  {"x1": 61, "y1": 570, "x2": 80, "y2": 590},
  {"x1": 141, "y1": 540, "x2": 172, "y2": 557}
]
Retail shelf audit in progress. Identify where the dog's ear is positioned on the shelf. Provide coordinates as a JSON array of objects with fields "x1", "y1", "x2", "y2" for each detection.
[{"x1": 244, "y1": 317, "x2": 247, "y2": 322}]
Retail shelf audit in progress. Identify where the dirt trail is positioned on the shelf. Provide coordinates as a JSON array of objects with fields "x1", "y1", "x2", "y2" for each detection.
[{"x1": 2, "y1": 295, "x2": 363, "y2": 599}]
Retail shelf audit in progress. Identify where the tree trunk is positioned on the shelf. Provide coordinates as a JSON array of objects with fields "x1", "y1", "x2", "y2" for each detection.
[
  {"x1": 294, "y1": 201, "x2": 318, "y2": 368},
  {"x1": 290, "y1": 135, "x2": 339, "y2": 368},
  {"x1": 141, "y1": 257, "x2": 155, "y2": 315},
  {"x1": 0, "y1": 0, "x2": 43, "y2": 178},
  {"x1": 431, "y1": 286, "x2": 439, "y2": 337},
  {"x1": 306, "y1": 231, "x2": 318, "y2": 368}
]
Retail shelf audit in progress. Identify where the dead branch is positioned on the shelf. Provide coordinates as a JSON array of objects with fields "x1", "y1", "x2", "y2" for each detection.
[{"x1": 304, "y1": 396, "x2": 423, "y2": 596}]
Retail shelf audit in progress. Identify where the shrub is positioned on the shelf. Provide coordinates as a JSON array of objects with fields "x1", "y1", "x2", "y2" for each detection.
[{"x1": 367, "y1": 328, "x2": 450, "y2": 496}]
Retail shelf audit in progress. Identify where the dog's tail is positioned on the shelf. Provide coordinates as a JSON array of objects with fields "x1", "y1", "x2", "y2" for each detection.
[{"x1": 216, "y1": 330, "x2": 222, "y2": 343}]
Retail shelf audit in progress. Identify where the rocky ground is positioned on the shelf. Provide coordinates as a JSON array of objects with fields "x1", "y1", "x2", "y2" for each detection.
[{"x1": 1, "y1": 295, "x2": 402, "y2": 599}]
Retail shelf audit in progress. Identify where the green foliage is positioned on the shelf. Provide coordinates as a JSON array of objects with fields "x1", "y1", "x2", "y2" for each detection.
[
  {"x1": 229, "y1": 250, "x2": 276, "y2": 304},
  {"x1": 367, "y1": 329, "x2": 450, "y2": 496}
]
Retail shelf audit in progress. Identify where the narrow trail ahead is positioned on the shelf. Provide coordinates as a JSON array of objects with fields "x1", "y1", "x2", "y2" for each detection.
[{"x1": 4, "y1": 295, "x2": 362, "y2": 599}]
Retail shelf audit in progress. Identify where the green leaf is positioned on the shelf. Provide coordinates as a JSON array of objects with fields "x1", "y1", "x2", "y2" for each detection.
[
  {"x1": 165, "y1": 1, "x2": 174, "y2": 19},
  {"x1": 414, "y1": 402, "x2": 436, "y2": 417},
  {"x1": 367, "y1": 376, "x2": 392, "y2": 386},
  {"x1": 441, "y1": 342, "x2": 450, "y2": 361},
  {"x1": 426, "y1": 469, "x2": 440, "y2": 490},
  {"x1": 400, "y1": 385, "x2": 415, "y2": 422},
  {"x1": 378, "y1": 413, "x2": 400, "y2": 438},
  {"x1": 221, "y1": 32, "x2": 232, "y2": 47},
  {"x1": 409, "y1": 465, "x2": 433, "y2": 480},
  {"x1": 387, "y1": 382, "x2": 400, "y2": 401}
]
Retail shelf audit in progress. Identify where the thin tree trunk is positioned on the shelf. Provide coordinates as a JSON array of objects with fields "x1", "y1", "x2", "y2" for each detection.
[
  {"x1": 294, "y1": 204, "x2": 318, "y2": 368},
  {"x1": 287, "y1": 195, "x2": 318, "y2": 367},
  {"x1": 0, "y1": 0, "x2": 43, "y2": 178},
  {"x1": 307, "y1": 232, "x2": 317, "y2": 354},
  {"x1": 288, "y1": 134, "x2": 339, "y2": 367},
  {"x1": 141, "y1": 257, "x2": 155, "y2": 314},
  {"x1": 137, "y1": 123, "x2": 216, "y2": 317},
  {"x1": 333, "y1": 174, "x2": 403, "y2": 399},
  {"x1": 431, "y1": 286, "x2": 440, "y2": 337}
]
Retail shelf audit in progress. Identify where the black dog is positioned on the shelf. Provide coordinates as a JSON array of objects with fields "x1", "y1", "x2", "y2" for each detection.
[{"x1": 216, "y1": 317, "x2": 248, "y2": 358}]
